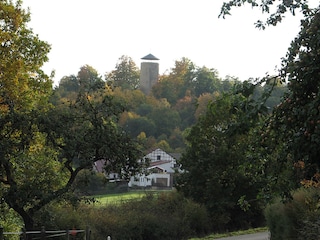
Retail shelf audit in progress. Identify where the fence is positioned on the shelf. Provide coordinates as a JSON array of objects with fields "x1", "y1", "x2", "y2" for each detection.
[{"x1": 0, "y1": 226, "x2": 91, "y2": 240}]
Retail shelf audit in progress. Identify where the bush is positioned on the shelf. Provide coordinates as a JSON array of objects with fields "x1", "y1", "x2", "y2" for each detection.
[
  {"x1": 265, "y1": 187, "x2": 320, "y2": 240},
  {"x1": 89, "y1": 191, "x2": 211, "y2": 240},
  {"x1": 35, "y1": 191, "x2": 211, "y2": 240}
]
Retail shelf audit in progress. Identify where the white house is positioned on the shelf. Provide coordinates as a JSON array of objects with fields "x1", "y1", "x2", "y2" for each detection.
[
  {"x1": 128, "y1": 148, "x2": 179, "y2": 188},
  {"x1": 93, "y1": 148, "x2": 180, "y2": 188}
]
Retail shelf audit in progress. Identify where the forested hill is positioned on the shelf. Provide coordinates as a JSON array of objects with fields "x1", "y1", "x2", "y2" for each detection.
[{"x1": 51, "y1": 56, "x2": 287, "y2": 153}]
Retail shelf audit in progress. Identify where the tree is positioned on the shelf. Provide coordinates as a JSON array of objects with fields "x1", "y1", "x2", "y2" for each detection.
[
  {"x1": 2, "y1": 85, "x2": 144, "y2": 233},
  {"x1": 152, "y1": 58, "x2": 196, "y2": 104},
  {"x1": 220, "y1": 0, "x2": 320, "y2": 194},
  {"x1": 194, "y1": 92, "x2": 220, "y2": 120},
  {"x1": 106, "y1": 55, "x2": 140, "y2": 90},
  {"x1": 192, "y1": 67, "x2": 221, "y2": 97},
  {"x1": 52, "y1": 66, "x2": 105, "y2": 104},
  {"x1": 50, "y1": 75, "x2": 79, "y2": 104},
  {"x1": 149, "y1": 106, "x2": 181, "y2": 138},
  {"x1": 0, "y1": 0, "x2": 51, "y2": 113},
  {"x1": 114, "y1": 88, "x2": 147, "y2": 111},
  {"x1": 124, "y1": 116, "x2": 156, "y2": 138},
  {"x1": 263, "y1": 78, "x2": 287, "y2": 109},
  {"x1": 0, "y1": 0, "x2": 53, "y2": 232},
  {"x1": 58, "y1": 75, "x2": 79, "y2": 93},
  {"x1": 0, "y1": 3, "x2": 143, "y2": 233},
  {"x1": 220, "y1": 0, "x2": 312, "y2": 29},
  {"x1": 168, "y1": 128, "x2": 185, "y2": 151},
  {"x1": 177, "y1": 81, "x2": 268, "y2": 230},
  {"x1": 52, "y1": 65, "x2": 108, "y2": 107},
  {"x1": 221, "y1": 76, "x2": 239, "y2": 92},
  {"x1": 78, "y1": 64, "x2": 105, "y2": 91},
  {"x1": 173, "y1": 94, "x2": 196, "y2": 129},
  {"x1": 259, "y1": 10, "x2": 320, "y2": 196}
]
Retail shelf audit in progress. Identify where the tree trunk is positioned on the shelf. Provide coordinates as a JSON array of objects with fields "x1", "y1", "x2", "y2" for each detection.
[{"x1": 12, "y1": 206, "x2": 34, "y2": 240}]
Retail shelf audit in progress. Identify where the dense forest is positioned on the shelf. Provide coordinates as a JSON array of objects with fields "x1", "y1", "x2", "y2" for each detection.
[{"x1": 52, "y1": 56, "x2": 287, "y2": 154}]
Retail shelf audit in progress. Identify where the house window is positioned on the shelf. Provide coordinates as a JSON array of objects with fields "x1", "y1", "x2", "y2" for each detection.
[{"x1": 157, "y1": 155, "x2": 161, "y2": 160}]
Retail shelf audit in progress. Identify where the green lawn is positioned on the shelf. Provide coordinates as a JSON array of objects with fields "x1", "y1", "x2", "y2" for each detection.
[{"x1": 92, "y1": 190, "x2": 163, "y2": 205}]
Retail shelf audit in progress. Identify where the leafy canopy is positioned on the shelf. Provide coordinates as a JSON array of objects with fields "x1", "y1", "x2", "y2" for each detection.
[
  {"x1": 177, "y1": 81, "x2": 269, "y2": 230},
  {"x1": 220, "y1": 0, "x2": 313, "y2": 29},
  {"x1": 219, "y1": 0, "x2": 320, "y2": 194},
  {"x1": 0, "y1": 2, "x2": 143, "y2": 232}
]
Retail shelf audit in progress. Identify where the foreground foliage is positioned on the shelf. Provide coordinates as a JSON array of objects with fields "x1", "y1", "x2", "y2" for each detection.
[
  {"x1": 265, "y1": 188, "x2": 320, "y2": 240},
  {"x1": 0, "y1": 2, "x2": 143, "y2": 233},
  {"x1": 219, "y1": 1, "x2": 320, "y2": 238},
  {"x1": 221, "y1": 0, "x2": 320, "y2": 197},
  {"x1": 0, "y1": 0, "x2": 52, "y2": 231},
  {"x1": 262, "y1": 8, "x2": 320, "y2": 197},
  {"x1": 34, "y1": 191, "x2": 211, "y2": 240},
  {"x1": 177, "y1": 81, "x2": 268, "y2": 231},
  {"x1": 220, "y1": 0, "x2": 312, "y2": 29}
]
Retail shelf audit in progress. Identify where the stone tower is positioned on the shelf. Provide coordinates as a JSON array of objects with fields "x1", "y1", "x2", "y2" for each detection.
[{"x1": 140, "y1": 53, "x2": 159, "y2": 94}]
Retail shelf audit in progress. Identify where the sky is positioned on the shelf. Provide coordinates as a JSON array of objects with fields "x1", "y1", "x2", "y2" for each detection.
[{"x1": 22, "y1": 0, "x2": 305, "y2": 85}]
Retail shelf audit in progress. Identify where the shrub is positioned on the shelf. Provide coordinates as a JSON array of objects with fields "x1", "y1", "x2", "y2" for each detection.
[
  {"x1": 265, "y1": 187, "x2": 320, "y2": 240},
  {"x1": 35, "y1": 191, "x2": 210, "y2": 240},
  {"x1": 89, "y1": 191, "x2": 211, "y2": 240}
]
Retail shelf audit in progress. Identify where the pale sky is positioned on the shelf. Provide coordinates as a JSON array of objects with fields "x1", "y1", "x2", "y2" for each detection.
[{"x1": 22, "y1": 0, "x2": 304, "y2": 85}]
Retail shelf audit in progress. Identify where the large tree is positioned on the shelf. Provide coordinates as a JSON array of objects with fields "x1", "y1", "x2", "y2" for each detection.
[
  {"x1": 220, "y1": 0, "x2": 320, "y2": 193},
  {"x1": 260, "y1": 9, "x2": 320, "y2": 196},
  {"x1": 0, "y1": 2, "x2": 143, "y2": 234},
  {"x1": 192, "y1": 67, "x2": 221, "y2": 97},
  {"x1": 177, "y1": 81, "x2": 268, "y2": 230},
  {"x1": 51, "y1": 65, "x2": 104, "y2": 104},
  {"x1": 105, "y1": 55, "x2": 140, "y2": 90},
  {"x1": 78, "y1": 64, "x2": 105, "y2": 91},
  {"x1": 152, "y1": 58, "x2": 196, "y2": 105},
  {"x1": 0, "y1": 0, "x2": 52, "y2": 231}
]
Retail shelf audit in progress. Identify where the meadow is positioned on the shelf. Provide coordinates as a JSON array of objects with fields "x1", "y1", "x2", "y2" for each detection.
[{"x1": 92, "y1": 190, "x2": 167, "y2": 205}]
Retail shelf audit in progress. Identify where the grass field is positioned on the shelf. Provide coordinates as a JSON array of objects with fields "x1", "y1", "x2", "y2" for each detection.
[{"x1": 92, "y1": 190, "x2": 164, "y2": 205}]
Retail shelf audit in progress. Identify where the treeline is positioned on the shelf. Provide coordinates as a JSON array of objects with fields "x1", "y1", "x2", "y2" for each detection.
[{"x1": 52, "y1": 56, "x2": 287, "y2": 153}]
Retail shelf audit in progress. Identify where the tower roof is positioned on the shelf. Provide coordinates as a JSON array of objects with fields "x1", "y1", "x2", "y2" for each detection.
[{"x1": 141, "y1": 53, "x2": 159, "y2": 60}]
